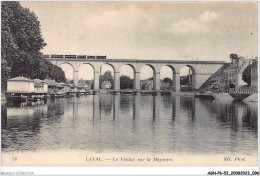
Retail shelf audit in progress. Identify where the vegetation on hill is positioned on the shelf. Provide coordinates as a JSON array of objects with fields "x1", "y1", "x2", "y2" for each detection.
[
  {"x1": 242, "y1": 64, "x2": 252, "y2": 86},
  {"x1": 1, "y1": 1, "x2": 66, "y2": 91}
]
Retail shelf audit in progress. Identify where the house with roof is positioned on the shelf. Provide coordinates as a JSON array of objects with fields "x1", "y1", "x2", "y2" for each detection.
[
  {"x1": 44, "y1": 79, "x2": 59, "y2": 93},
  {"x1": 7, "y1": 76, "x2": 35, "y2": 93},
  {"x1": 33, "y1": 79, "x2": 48, "y2": 93},
  {"x1": 7, "y1": 76, "x2": 49, "y2": 93},
  {"x1": 59, "y1": 83, "x2": 72, "y2": 93},
  {"x1": 101, "y1": 80, "x2": 112, "y2": 89},
  {"x1": 77, "y1": 81, "x2": 90, "y2": 92}
]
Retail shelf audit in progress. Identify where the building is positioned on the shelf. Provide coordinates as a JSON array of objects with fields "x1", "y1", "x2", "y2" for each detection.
[
  {"x1": 140, "y1": 79, "x2": 154, "y2": 90},
  {"x1": 33, "y1": 79, "x2": 48, "y2": 93},
  {"x1": 59, "y1": 83, "x2": 72, "y2": 93},
  {"x1": 214, "y1": 54, "x2": 254, "y2": 91},
  {"x1": 7, "y1": 76, "x2": 35, "y2": 93},
  {"x1": 160, "y1": 82, "x2": 172, "y2": 90},
  {"x1": 202, "y1": 54, "x2": 257, "y2": 92},
  {"x1": 77, "y1": 81, "x2": 90, "y2": 92},
  {"x1": 222, "y1": 64, "x2": 237, "y2": 91},
  {"x1": 44, "y1": 79, "x2": 59, "y2": 93},
  {"x1": 7, "y1": 76, "x2": 47, "y2": 93},
  {"x1": 101, "y1": 81, "x2": 112, "y2": 89}
]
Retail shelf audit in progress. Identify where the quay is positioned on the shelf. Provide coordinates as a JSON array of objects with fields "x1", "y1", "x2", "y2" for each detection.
[{"x1": 7, "y1": 87, "x2": 258, "y2": 102}]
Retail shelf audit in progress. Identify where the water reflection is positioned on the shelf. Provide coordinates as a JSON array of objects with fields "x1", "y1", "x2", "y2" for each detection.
[
  {"x1": 199, "y1": 99, "x2": 258, "y2": 131},
  {"x1": 243, "y1": 102, "x2": 258, "y2": 130},
  {"x1": 133, "y1": 95, "x2": 140, "y2": 133},
  {"x1": 1, "y1": 95, "x2": 258, "y2": 154},
  {"x1": 153, "y1": 95, "x2": 160, "y2": 122},
  {"x1": 113, "y1": 95, "x2": 120, "y2": 122},
  {"x1": 93, "y1": 95, "x2": 100, "y2": 121}
]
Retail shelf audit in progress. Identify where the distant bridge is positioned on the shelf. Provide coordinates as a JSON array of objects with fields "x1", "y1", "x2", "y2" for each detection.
[{"x1": 45, "y1": 55, "x2": 226, "y2": 93}]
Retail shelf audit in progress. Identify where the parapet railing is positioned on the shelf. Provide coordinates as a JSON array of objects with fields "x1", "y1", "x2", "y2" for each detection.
[
  {"x1": 43, "y1": 55, "x2": 106, "y2": 59},
  {"x1": 228, "y1": 90, "x2": 258, "y2": 94}
]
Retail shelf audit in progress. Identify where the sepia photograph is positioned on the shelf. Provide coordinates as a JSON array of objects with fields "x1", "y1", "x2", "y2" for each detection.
[{"x1": 1, "y1": 0, "x2": 259, "y2": 175}]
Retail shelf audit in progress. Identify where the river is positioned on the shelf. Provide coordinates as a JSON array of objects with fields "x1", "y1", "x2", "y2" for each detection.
[{"x1": 1, "y1": 94, "x2": 258, "y2": 155}]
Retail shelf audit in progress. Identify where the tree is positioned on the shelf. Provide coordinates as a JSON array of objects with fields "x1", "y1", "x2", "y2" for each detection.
[
  {"x1": 1, "y1": 2, "x2": 66, "y2": 91},
  {"x1": 242, "y1": 64, "x2": 252, "y2": 86},
  {"x1": 99, "y1": 71, "x2": 114, "y2": 89},
  {"x1": 120, "y1": 75, "x2": 133, "y2": 89}
]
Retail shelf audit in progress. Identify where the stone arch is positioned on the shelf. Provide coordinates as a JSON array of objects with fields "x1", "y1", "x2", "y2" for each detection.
[
  {"x1": 80, "y1": 63, "x2": 95, "y2": 72},
  {"x1": 144, "y1": 64, "x2": 156, "y2": 73},
  {"x1": 119, "y1": 64, "x2": 136, "y2": 89},
  {"x1": 140, "y1": 64, "x2": 157, "y2": 90},
  {"x1": 123, "y1": 63, "x2": 136, "y2": 73},
  {"x1": 101, "y1": 63, "x2": 117, "y2": 73},
  {"x1": 59, "y1": 62, "x2": 75, "y2": 84},
  {"x1": 78, "y1": 63, "x2": 95, "y2": 89},
  {"x1": 160, "y1": 65, "x2": 177, "y2": 91},
  {"x1": 99, "y1": 63, "x2": 116, "y2": 89},
  {"x1": 59, "y1": 62, "x2": 75, "y2": 71},
  {"x1": 180, "y1": 65, "x2": 196, "y2": 91}
]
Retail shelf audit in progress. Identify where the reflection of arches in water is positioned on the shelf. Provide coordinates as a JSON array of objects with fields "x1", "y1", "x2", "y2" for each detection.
[
  {"x1": 113, "y1": 95, "x2": 120, "y2": 121},
  {"x1": 47, "y1": 99, "x2": 65, "y2": 118},
  {"x1": 180, "y1": 65, "x2": 196, "y2": 91},
  {"x1": 180, "y1": 96, "x2": 195, "y2": 120},
  {"x1": 171, "y1": 96, "x2": 180, "y2": 121},
  {"x1": 120, "y1": 95, "x2": 133, "y2": 111},
  {"x1": 120, "y1": 64, "x2": 135, "y2": 89},
  {"x1": 199, "y1": 99, "x2": 234, "y2": 123},
  {"x1": 161, "y1": 95, "x2": 178, "y2": 122},
  {"x1": 93, "y1": 95, "x2": 101, "y2": 121},
  {"x1": 229, "y1": 103, "x2": 239, "y2": 132},
  {"x1": 133, "y1": 95, "x2": 140, "y2": 120},
  {"x1": 140, "y1": 65, "x2": 156, "y2": 90},
  {"x1": 132, "y1": 95, "x2": 140, "y2": 133},
  {"x1": 100, "y1": 94, "x2": 113, "y2": 113},
  {"x1": 161, "y1": 95, "x2": 172, "y2": 108},
  {"x1": 242, "y1": 103, "x2": 258, "y2": 130},
  {"x1": 72, "y1": 97, "x2": 78, "y2": 121},
  {"x1": 152, "y1": 95, "x2": 160, "y2": 122},
  {"x1": 198, "y1": 99, "x2": 257, "y2": 132},
  {"x1": 160, "y1": 65, "x2": 177, "y2": 91}
]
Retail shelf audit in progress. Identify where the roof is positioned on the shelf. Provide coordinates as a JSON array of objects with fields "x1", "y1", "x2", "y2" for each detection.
[
  {"x1": 34, "y1": 79, "x2": 46, "y2": 83},
  {"x1": 9, "y1": 76, "x2": 31, "y2": 82},
  {"x1": 77, "y1": 81, "x2": 90, "y2": 87},
  {"x1": 44, "y1": 79, "x2": 59, "y2": 87}
]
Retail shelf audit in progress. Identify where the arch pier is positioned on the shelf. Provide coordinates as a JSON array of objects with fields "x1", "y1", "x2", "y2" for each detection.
[{"x1": 47, "y1": 56, "x2": 225, "y2": 95}]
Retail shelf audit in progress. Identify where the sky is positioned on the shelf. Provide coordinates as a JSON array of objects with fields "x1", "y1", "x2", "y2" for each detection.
[{"x1": 21, "y1": 1, "x2": 258, "y2": 80}]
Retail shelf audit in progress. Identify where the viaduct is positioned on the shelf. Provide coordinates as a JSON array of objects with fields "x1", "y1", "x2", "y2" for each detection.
[{"x1": 46, "y1": 55, "x2": 226, "y2": 93}]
